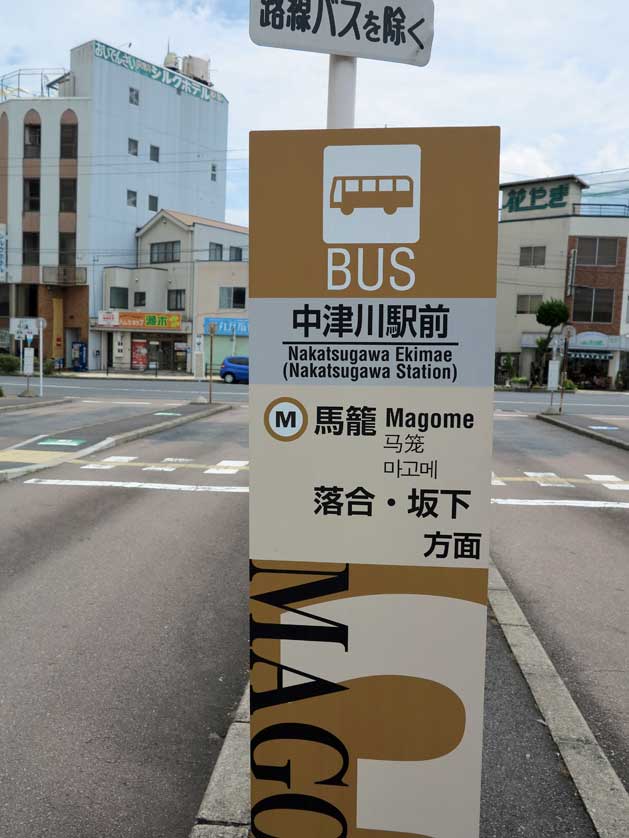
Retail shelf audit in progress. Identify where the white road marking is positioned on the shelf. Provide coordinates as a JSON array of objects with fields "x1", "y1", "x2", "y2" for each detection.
[
  {"x1": 6, "y1": 434, "x2": 46, "y2": 450},
  {"x1": 218, "y1": 460, "x2": 249, "y2": 468},
  {"x1": 205, "y1": 467, "x2": 238, "y2": 475},
  {"x1": 24, "y1": 478, "x2": 249, "y2": 493},
  {"x1": 492, "y1": 498, "x2": 629, "y2": 509},
  {"x1": 163, "y1": 458, "x2": 194, "y2": 464},
  {"x1": 113, "y1": 401, "x2": 152, "y2": 406},
  {"x1": 491, "y1": 472, "x2": 506, "y2": 486},
  {"x1": 604, "y1": 483, "x2": 629, "y2": 491},
  {"x1": 586, "y1": 474, "x2": 622, "y2": 483},
  {"x1": 524, "y1": 471, "x2": 574, "y2": 487},
  {"x1": 81, "y1": 399, "x2": 104, "y2": 404},
  {"x1": 154, "y1": 411, "x2": 182, "y2": 417},
  {"x1": 102, "y1": 455, "x2": 137, "y2": 463},
  {"x1": 589, "y1": 425, "x2": 619, "y2": 431},
  {"x1": 143, "y1": 466, "x2": 176, "y2": 472},
  {"x1": 81, "y1": 464, "x2": 115, "y2": 470}
]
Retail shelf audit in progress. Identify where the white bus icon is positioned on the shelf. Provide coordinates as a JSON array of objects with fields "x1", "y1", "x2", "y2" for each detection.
[{"x1": 330, "y1": 175, "x2": 414, "y2": 216}]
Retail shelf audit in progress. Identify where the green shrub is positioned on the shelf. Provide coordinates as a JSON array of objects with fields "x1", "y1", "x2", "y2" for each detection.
[
  {"x1": 0, "y1": 355, "x2": 20, "y2": 374},
  {"x1": 0, "y1": 386, "x2": 4, "y2": 397},
  {"x1": 510, "y1": 377, "x2": 529, "y2": 385},
  {"x1": 43, "y1": 358, "x2": 55, "y2": 377},
  {"x1": 563, "y1": 379, "x2": 577, "y2": 392},
  {"x1": 615, "y1": 371, "x2": 627, "y2": 392}
]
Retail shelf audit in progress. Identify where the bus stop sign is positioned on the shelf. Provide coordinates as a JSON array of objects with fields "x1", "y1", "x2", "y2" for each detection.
[{"x1": 250, "y1": 0, "x2": 435, "y2": 67}]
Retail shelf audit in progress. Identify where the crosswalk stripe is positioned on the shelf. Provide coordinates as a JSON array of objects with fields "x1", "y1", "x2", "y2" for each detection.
[
  {"x1": 524, "y1": 472, "x2": 575, "y2": 487},
  {"x1": 586, "y1": 474, "x2": 622, "y2": 483},
  {"x1": 491, "y1": 472, "x2": 506, "y2": 486}
]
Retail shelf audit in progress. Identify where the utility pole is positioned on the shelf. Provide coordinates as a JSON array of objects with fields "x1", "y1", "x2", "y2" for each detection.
[{"x1": 208, "y1": 321, "x2": 216, "y2": 404}]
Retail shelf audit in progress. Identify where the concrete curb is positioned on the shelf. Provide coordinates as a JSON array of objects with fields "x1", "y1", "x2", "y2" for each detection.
[
  {"x1": 191, "y1": 568, "x2": 629, "y2": 838},
  {"x1": 0, "y1": 404, "x2": 232, "y2": 483},
  {"x1": 537, "y1": 413, "x2": 629, "y2": 452},
  {"x1": 0, "y1": 397, "x2": 75, "y2": 414},
  {"x1": 190, "y1": 690, "x2": 250, "y2": 838},
  {"x1": 489, "y1": 562, "x2": 629, "y2": 838}
]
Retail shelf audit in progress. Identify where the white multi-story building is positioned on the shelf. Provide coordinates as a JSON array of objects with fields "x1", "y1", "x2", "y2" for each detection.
[
  {"x1": 497, "y1": 175, "x2": 629, "y2": 388},
  {"x1": 100, "y1": 209, "x2": 249, "y2": 375},
  {"x1": 0, "y1": 40, "x2": 228, "y2": 367}
]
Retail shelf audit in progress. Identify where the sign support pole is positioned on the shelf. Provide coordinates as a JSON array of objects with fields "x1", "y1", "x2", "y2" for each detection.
[
  {"x1": 39, "y1": 319, "x2": 44, "y2": 398},
  {"x1": 327, "y1": 55, "x2": 357, "y2": 129}
]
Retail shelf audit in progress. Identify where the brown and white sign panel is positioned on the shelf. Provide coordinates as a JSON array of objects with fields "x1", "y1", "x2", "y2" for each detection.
[{"x1": 250, "y1": 127, "x2": 499, "y2": 838}]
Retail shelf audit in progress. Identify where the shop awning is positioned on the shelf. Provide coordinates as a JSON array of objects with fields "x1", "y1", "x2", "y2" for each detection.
[{"x1": 568, "y1": 350, "x2": 613, "y2": 360}]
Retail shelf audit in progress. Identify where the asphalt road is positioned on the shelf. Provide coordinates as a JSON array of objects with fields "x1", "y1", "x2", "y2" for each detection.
[
  {"x1": 0, "y1": 402, "x2": 623, "y2": 835},
  {"x1": 492, "y1": 412, "x2": 629, "y2": 790},
  {"x1": 0, "y1": 375, "x2": 249, "y2": 405},
  {"x1": 0, "y1": 409, "x2": 250, "y2": 838}
]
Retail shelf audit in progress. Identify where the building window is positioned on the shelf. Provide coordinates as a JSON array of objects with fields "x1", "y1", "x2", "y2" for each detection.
[
  {"x1": 60, "y1": 124, "x2": 78, "y2": 159},
  {"x1": 519, "y1": 246, "x2": 546, "y2": 267},
  {"x1": 150, "y1": 241, "x2": 181, "y2": 263},
  {"x1": 209, "y1": 242, "x2": 223, "y2": 261},
  {"x1": 23, "y1": 178, "x2": 40, "y2": 212},
  {"x1": 23, "y1": 232, "x2": 39, "y2": 266},
  {"x1": 128, "y1": 138, "x2": 138, "y2": 156},
  {"x1": 24, "y1": 124, "x2": 41, "y2": 159},
  {"x1": 219, "y1": 286, "x2": 246, "y2": 309},
  {"x1": 229, "y1": 246, "x2": 243, "y2": 262},
  {"x1": 129, "y1": 87, "x2": 140, "y2": 106},
  {"x1": 134, "y1": 291, "x2": 146, "y2": 307},
  {"x1": 168, "y1": 289, "x2": 186, "y2": 311},
  {"x1": 211, "y1": 163, "x2": 217, "y2": 182},
  {"x1": 59, "y1": 233, "x2": 76, "y2": 267},
  {"x1": 577, "y1": 237, "x2": 618, "y2": 266},
  {"x1": 516, "y1": 294, "x2": 543, "y2": 315},
  {"x1": 110, "y1": 287, "x2": 129, "y2": 309},
  {"x1": 148, "y1": 195, "x2": 159, "y2": 212},
  {"x1": 127, "y1": 189, "x2": 137, "y2": 208},
  {"x1": 59, "y1": 178, "x2": 77, "y2": 212},
  {"x1": 573, "y1": 286, "x2": 614, "y2": 323},
  {"x1": 150, "y1": 145, "x2": 160, "y2": 162}
]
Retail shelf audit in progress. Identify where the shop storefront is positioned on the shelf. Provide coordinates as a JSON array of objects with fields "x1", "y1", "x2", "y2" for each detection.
[
  {"x1": 98, "y1": 311, "x2": 192, "y2": 371},
  {"x1": 203, "y1": 317, "x2": 249, "y2": 372}
]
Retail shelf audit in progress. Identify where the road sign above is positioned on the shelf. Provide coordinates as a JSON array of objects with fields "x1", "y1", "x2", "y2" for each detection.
[
  {"x1": 9, "y1": 317, "x2": 39, "y2": 340},
  {"x1": 250, "y1": 0, "x2": 435, "y2": 67}
]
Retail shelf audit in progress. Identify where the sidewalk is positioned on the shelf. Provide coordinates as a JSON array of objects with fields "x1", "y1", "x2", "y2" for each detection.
[
  {"x1": 0, "y1": 402, "x2": 231, "y2": 480},
  {"x1": 190, "y1": 564, "x2": 629, "y2": 837},
  {"x1": 190, "y1": 617, "x2": 599, "y2": 838},
  {"x1": 0, "y1": 395, "x2": 74, "y2": 413},
  {"x1": 538, "y1": 412, "x2": 629, "y2": 451},
  {"x1": 53, "y1": 371, "x2": 223, "y2": 382}
]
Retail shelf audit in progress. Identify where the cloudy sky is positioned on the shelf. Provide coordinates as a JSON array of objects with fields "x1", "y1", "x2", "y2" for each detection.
[{"x1": 2, "y1": 0, "x2": 629, "y2": 225}]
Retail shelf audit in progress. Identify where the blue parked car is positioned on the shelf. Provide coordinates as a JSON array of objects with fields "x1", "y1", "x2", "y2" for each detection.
[{"x1": 220, "y1": 356, "x2": 249, "y2": 384}]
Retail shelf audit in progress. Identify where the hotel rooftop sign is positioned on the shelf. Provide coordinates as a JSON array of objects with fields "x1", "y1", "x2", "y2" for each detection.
[
  {"x1": 500, "y1": 175, "x2": 588, "y2": 220},
  {"x1": 93, "y1": 41, "x2": 227, "y2": 104}
]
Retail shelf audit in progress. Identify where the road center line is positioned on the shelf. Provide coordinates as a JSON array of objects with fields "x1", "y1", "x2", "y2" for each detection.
[{"x1": 24, "y1": 478, "x2": 249, "y2": 493}]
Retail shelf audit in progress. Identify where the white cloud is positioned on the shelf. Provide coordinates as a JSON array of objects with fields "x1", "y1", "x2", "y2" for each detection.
[{"x1": 2, "y1": 0, "x2": 629, "y2": 224}]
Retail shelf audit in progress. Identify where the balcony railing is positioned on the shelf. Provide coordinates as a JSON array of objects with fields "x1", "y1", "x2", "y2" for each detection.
[
  {"x1": 573, "y1": 203, "x2": 629, "y2": 217},
  {"x1": 42, "y1": 266, "x2": 87, "y2": 286}
]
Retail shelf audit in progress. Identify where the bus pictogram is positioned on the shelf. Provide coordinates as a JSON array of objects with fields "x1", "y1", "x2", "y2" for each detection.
[{"x1": 330, "y1": 175, "x2": 414, "y2": 216}]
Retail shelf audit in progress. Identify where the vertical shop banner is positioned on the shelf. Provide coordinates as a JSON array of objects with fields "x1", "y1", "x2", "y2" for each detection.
[{"x1": 250, "y1": 127, "x2": 499, "y2": 838}]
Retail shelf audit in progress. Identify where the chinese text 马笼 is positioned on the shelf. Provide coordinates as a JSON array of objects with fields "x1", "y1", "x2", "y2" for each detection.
[
  {"x1": 292, "y1": 303, "x2": 450, "y2": 341},
  {"x1": 259, "y1": 1, "x2": 427, "y2": 49}
]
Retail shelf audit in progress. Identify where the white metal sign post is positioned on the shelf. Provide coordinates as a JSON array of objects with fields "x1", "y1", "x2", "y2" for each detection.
[
  {"x1": 251, "y1": 0, "x2": 435, "y2": 129},
  {"x1": 249, "y1": 7, "x2": 500, "y2": 838}
]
